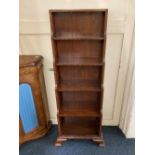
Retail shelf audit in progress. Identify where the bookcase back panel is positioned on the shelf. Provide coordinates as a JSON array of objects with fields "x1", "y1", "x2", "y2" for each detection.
[
  {"x1": 56, "y1": 40, "x2": 103, "y2": 64},
  {"x1": 61, "y1": 92, "x2": 100, "y2": 102},
  {"x1": 58, "y1": 66, "x2": 102, "y2": 87},
  {"x1": 60, "y1": 92, "x2": 101, "y2": 113},
  {"x1": 52, "y1": 12, "x2": 105, "y2": 37},
  {"x1": 60, "y1": 91, "x2": 101, "y2": 110}
]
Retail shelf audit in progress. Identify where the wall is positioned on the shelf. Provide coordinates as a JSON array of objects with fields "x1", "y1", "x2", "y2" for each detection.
[
  {"x1": 119, "y1": 28, "x2": 135, "y2": 138},
  {"x1": 19, "y1": 0, "x2": 134, "y2": 126}
]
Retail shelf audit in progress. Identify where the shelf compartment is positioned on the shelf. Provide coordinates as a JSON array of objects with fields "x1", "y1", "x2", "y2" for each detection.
[
  {"x1": 57, "y1": 66, "x2": 102, "y2": 91},
  {"x1": 59, "y1": 102, "x2": 100, "y2": 117},
  {"x1": 60, "y1": 117, "x2": 100, "y2": 137},
  {"x1": 55, "y1": 40, "x2": 103, "y2": 64},
  {"x1": 51, "y1": 12, "x2": 105, "y2": 38},
  {"x1": 58, "y1": 91, "x2": 102, "y2": 116}
]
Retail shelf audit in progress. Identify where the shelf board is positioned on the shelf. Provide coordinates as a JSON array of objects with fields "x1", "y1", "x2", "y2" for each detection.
[
  {"x1": 57, "y1": 84, "x2": 102, "y2": 92},
  {"x1": 56, "y1": 58, "x2": 105, "y2": 66},
  {"x1": 53, "y1": 36, "x2": 104, "y2": 40},
  {"x1": 56, "y1": 62, "x2": 104, "y2": 66},
  {"x1": 59, "y1": 105, "x2": 100, "y2": 117},
  {"x1": 50, "y1": 9, "x2": 108, "y2": 12}
]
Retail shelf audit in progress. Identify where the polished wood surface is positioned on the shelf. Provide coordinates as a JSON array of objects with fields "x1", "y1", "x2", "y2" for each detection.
[
  {"x1": 19, "y1": 55, "x2": 51, "y2": 145},
  {"x1": 19, "y1": 55, "x2": 43, "y2": 68},
  {"x1": 49, "y1": 9, "x2": 108, "y2": 147}
]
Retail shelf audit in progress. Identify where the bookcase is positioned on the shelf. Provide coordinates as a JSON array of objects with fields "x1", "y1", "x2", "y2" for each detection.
[{"x1": 49, "y1": 9, "x2": 108, "y2": 147}]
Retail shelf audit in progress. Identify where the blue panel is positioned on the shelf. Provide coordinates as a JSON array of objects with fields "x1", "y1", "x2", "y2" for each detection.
[{"x1": 19, "y1": 83, "x2": 39, "y2": 133}]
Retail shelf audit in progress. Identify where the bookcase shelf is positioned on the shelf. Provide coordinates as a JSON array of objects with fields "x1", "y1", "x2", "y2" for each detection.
[
  {"x1": 56, "y1": 58, "x2": 104, "y2": 67},
  {"x1": 49, "y1": 9, "x2": 108, "y2": 147},
  {"x1": 53, "y1": 36, "x2": 105, "y2": 40},
  {"x1": 56, "y1": 62, "x2": 104, "y2": 66},
  {"x1": 57, "y1": 84, "x2": 102, "y2": 92}
]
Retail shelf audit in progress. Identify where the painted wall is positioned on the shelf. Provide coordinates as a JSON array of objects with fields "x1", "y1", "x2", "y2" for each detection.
[
  {"x1": 19, "y1": 0, "x2": 134, "y2": 127},
  {"x1": 119, "y1": 28, "x2": 135, "y2": 138}
]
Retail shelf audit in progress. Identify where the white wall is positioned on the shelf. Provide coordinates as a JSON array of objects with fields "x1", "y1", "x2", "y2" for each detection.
[
  {"x1": 19, "y1": 0, "x2": 134, "y2": 129},
  {"x1": 119, "y1": 28, "x2": 135, "y2": 138}
]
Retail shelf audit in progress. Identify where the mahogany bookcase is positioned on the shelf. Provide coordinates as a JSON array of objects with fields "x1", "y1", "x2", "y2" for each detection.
[{"x1": 49, "y1": 9, "x2": 108, "y2": 147}]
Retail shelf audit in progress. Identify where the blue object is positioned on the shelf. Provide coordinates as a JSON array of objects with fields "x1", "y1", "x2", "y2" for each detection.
[{"x1": 19, "y1": 83, "x2": 39, "y2": 133}]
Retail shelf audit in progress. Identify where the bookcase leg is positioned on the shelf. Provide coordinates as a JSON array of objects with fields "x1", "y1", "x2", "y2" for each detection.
[
  {"x1": 55, "y1": 137, "x2": 67, "y2": 146},
  {"x1": 93, "y1": 138, "x2": 105, "y2": 147}
]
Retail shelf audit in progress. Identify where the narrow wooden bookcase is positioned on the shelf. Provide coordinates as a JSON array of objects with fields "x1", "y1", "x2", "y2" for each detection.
[{"x1": 49, "y1": 9, "x2": 108, "y2": 147}]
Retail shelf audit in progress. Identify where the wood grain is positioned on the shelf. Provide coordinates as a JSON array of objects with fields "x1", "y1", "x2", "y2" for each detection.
[{"x1": 19, "y1": 55, "x2": 51, "y2": 145}]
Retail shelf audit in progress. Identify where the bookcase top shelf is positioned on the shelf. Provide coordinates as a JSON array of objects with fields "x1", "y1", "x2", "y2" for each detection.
[
  {"x1": 49, "y1": 9, "x2": 108, "y2": 12},
  {"x1": 56, "y1": 85, "x2": 103, "y2": 92}
]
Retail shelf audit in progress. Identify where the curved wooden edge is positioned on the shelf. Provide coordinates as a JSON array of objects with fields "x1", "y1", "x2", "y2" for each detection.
[{"x1": 20, "y1": 122, "x2": 52, "y2": 145}]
